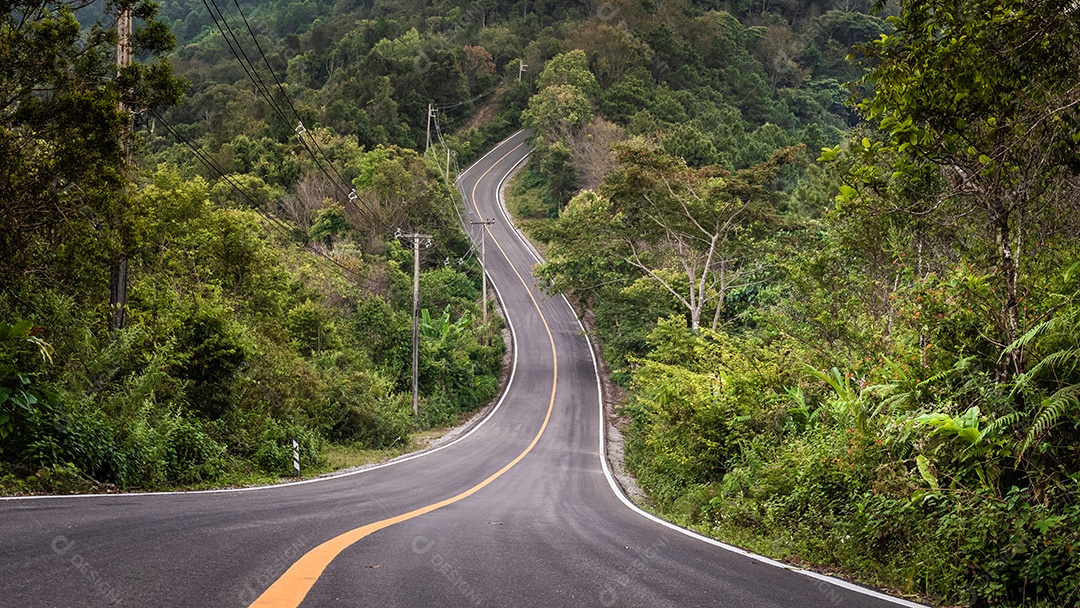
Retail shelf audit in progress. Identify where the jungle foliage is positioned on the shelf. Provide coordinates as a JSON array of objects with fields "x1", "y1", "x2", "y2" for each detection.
[
  {"x1": 1, "y1": 1, "x2": 503, "y2": 492},
  {"x1": 7, "y1": 0, "x2": 1080, "y2": 604},
  {"x1": 527, "y1": 0, "x2": 1080, "y2": 605}
]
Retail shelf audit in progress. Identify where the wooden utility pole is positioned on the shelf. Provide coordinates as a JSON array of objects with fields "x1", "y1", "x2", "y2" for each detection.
[
  {"x1": 400, "y1": 232, "x2": 432, "y2": 418},
  {"x1": 110, "y1": 4, "x2": 132, "y2": 332},
  {"x1": 470, "y1": 219, "x2": 495, "y2": 327}
]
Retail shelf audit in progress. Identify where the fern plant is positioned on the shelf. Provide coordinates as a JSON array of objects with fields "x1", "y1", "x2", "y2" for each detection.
[
  {"x1": 867, "y1": 355, "x2": 977, "y2": 412},
  {"x1": 1003, "y1": 283, "x2": 1080, "y2": 456}
]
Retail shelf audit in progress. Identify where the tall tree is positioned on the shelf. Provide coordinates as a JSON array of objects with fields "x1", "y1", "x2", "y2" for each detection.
[
  {"x1": 0, "y1": 1, "x2": 183, "y2": 299},
  {"x1": 543, "y1": 142, "x2": 798, "y2": 332},
  {"x1": 845, "y1": 0, "x2": 1080, "y2": 377}
]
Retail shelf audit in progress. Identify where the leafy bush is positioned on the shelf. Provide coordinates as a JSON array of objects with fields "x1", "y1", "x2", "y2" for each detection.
[
  {"x1": 172, "y1": 304, "x2": 250, "y2": 419},
  {"x1": 160, "y1": 414, "x2": 226, "y2": 484},
  {"x1": 248, "y1": 418, "x2": 322, "y2": 476}
]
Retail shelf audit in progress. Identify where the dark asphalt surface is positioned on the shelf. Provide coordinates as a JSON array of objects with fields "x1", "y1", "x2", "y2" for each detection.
[{"x1": 0, "y1": 131, "x2": 923, "y2": 608}]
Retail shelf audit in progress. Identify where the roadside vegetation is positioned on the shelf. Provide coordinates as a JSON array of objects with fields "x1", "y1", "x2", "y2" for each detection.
[
  {"x1": 4, "y1": 0, "x2": 1079, "y2": 605},
  {"x1": 1, "y1": 1, "x2": 508, "y2": 493},
  {"x1": 512, "y1": 0, "x2": 1080, "y2": 606}
]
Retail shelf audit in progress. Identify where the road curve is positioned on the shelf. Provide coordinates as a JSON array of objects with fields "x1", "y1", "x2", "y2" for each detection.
[{"x1": 0, "y1": 131, "x2": 923, "y2": 608}]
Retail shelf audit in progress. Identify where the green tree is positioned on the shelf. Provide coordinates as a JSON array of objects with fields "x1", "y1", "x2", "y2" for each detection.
[
  {"x1": 350, "y1": 145, "x2": 460, "y2": 260},
  {"x1": 536, "y1": 49, "x2": 601, "y2": 99},
  {"x1": 844, "y1": 0, "x2": 1080, "y2": 377},
  {"x1": 662, "y1": 123, "x2": 720, "y2": 167},
  {"x1": 309, "y1": 203, "x2": 350, "y2": 247},
  {"x1": 462, "y1": 45, "x2": 497, "y2": 95},
  {"x1": 0, "y1": 1, "x2": 182, "y2": 296},
  {"x1": 544, "y1": 142, "x2": 799, "y2": 332},
  {"x1": 521, "y1": 84, "x2": 593, "y2": 141}
]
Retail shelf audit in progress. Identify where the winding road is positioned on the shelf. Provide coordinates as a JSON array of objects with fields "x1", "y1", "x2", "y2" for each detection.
[{"x1": 0, "y1": 131, "x2": 923, "y2": 608}]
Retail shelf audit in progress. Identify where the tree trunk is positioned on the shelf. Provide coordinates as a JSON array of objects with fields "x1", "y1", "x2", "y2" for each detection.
[
  {"x1": 711, "y1": 262, "x2": 726, "y2": 332},
  {"x1": 996, "y1": 210, "x2": 1023, "y2": 378}
]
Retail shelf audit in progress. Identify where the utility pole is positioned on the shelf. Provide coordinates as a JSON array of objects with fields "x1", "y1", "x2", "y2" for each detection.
[
  {"x1": 470, "y1": 219, "x2": 495, "y2": 327},
  {"x1": 518, "y1": 60, "x2": 528, "y2": 83},
  {"x1": 116, "y1": 6, "x2": 132, "y2": 76},
  {"x1": 425, "y1": 103, "x2": 433, "y2": 153},
  {"x1": 110, "y1": 4, "x2": 132, "y2": 332},
  {"x1": 399, "y1": 231, "x2": 432, "y2": 419}
]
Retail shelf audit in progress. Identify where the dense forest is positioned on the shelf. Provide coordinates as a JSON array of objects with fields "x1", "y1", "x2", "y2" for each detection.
[
  {"x1": 2, "y1": 0, "x2": 1078, "y2": 605},
  {"x1": 0, "y1": 0, "x2": 509, "y2": 493},
  {"x1": 524, "y1": 1, "x2": 1080, "y2": 606}
]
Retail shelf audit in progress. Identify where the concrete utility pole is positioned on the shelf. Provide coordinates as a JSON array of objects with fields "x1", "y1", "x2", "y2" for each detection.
[
  {"x1": 518, "y1": 60, "x2": 528, "y2": 82},
  {"x1": 117, "y1": 7, "x2": 132, "y2": 69},
  {"x1": 470, "y1": 219, "x2": 495, "y2": 327},
  {"x1": 110, "y1": 4, "x2": 132, "y2": 332},
  {"x1": 400, "y1": 231, "x2": 432, "y2": 418},
  {"x1": 425, "y1": 103, "x2": 434, "y2": 153}
]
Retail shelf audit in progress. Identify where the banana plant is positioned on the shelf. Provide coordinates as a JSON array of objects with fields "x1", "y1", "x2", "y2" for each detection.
[
  {"x1": 804, "y1": 365, "x2": 881, "y2": 435},
  {"x1": 915, "y1": 406, "x2": 983, "y2": 446},
  {"x1": 419, "y1": 305, "x2": 471, "y2": 341}
]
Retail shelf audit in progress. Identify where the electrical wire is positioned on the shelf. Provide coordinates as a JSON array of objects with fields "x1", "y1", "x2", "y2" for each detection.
[
  {"x1": 153, "y1": 113, "x2": 300, "y2": 238},
  {"x1": 185, "y1": 1, "x2": 503, "y2": 269},
  {"x1": 223, "y1": 0, "x2": 394, "y2": 235},
  {"x1": 152, "y1": 113, "x2": 285, "y2": 223},
  {"x1": 199, "y1": 0, "x2": 392, "y2": 236},
  {"x1": 199, "y1": 0, "x2": 292, "y2": 126},
  {"x1": 152, "y1": 111, "x2": 373, "y2": 285},
  {"x1": 432, "y1": 74, "x2": 511, "y2": 112}
]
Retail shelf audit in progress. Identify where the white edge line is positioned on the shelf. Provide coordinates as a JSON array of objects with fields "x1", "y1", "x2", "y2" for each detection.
[
  {"x1": 487, "y1": 139, "x2": 928, "y2": 608},
  {"x1": 494, "y1": 152, "x2": 540, "y2": 265},
  {"x1": 2, "y1": 134, "x2": 531, "y2": 503},
  {"x1": 456, "y1": 129, "x2": 527, "y2": 184}
]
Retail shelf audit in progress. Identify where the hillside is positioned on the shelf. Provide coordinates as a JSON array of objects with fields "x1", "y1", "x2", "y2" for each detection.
[
  {"x1": 1, "y1": 0, "x2": 505, "y2": 493},
  {"x1": 2, "y1": 1, "x2": 1079, "y2": 605},
  {"x1": 525, "y1": 1, "x2": 1080, "y2": 606}
]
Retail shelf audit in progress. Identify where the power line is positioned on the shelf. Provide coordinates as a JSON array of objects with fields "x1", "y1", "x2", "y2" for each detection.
[
  {"x1": 207, "y1": 0, "x2": 332, "y2": 177},
  {"x1": 153, "y1": 113, "x2": 284, "y2": 221},
  {"x1": 223, "y1": 0, "x2": 395, "y2": 235},
  {"x1": 200, "y1": 0, "x2": 392, "y2": 235},
  {"x1": 152, "y1": 111, "x2": 374, "y2": 285},
  {"x1": 198, "y1": 0, "x2": 505, "y2": 245},
  {"x1": 229, "y1": 0, "x2": 303, "y2": 126},
  {"x1": 183, "y1": 0, "x2": 502, "y2": 295},
  {"x1": 199, "y1": 0, "x2": 291, "y2": 126},
  {"x1": 431, "y1": 74, "x2": 510, "y2": 112}
]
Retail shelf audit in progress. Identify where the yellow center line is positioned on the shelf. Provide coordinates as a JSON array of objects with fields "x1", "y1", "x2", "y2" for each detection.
[{"x1": 251, "y1": 140, "x2": 551, "y2": 608}]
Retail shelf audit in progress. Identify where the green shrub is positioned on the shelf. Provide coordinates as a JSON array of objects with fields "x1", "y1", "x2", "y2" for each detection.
[
  {"x1": 160, "y1": 414, "x2": 226, "y2": 484},
  {"x1": 173, "y1": 304, "x2": 250, "y2": 419},
  {"x1": 249, "y1": 418, "x2": 322, "y2": 475}
]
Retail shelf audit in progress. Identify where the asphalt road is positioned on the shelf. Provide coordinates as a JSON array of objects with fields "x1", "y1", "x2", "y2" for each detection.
[{"x1": 0, "y1": 131, "x2": 924, "y2": 608}]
